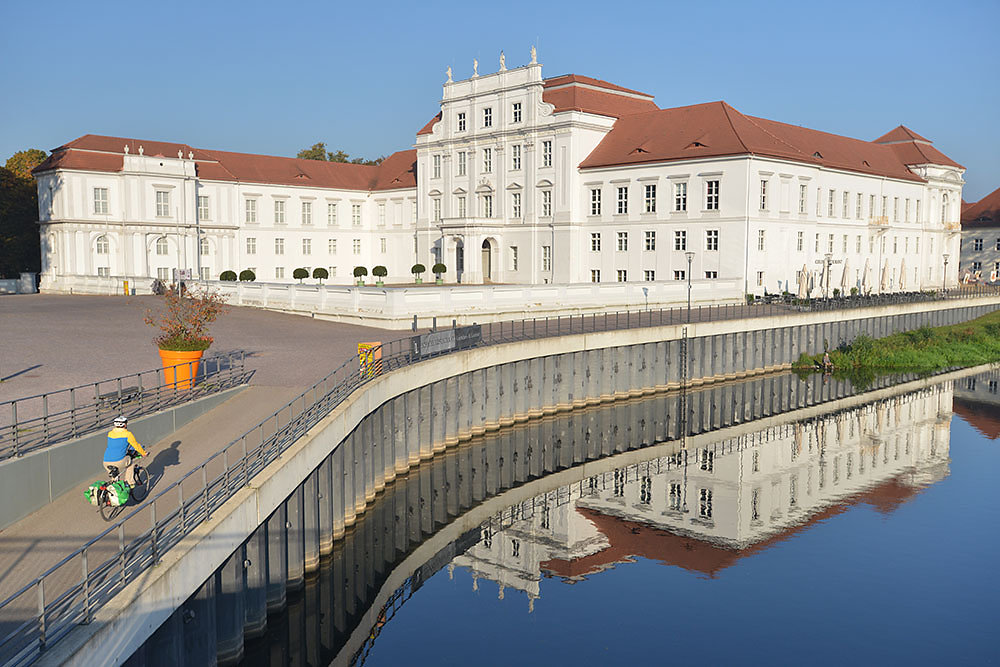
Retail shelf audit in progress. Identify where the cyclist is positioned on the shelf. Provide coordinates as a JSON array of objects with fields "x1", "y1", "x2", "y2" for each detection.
[{"x1": 103, "y1": 415, "x2": 148, "y2": 484}]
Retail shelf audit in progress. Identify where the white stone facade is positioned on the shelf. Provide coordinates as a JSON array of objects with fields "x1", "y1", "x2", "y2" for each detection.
[{"x1": 35, "y1": 53, "x2": 965, "y2": 303}]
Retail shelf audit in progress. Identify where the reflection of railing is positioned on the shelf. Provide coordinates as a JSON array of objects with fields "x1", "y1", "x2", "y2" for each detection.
[
  {"x1": 1, "y1": 288, "x2": 999, "y2": 665},
  {"x1": 0, "y1": 351, "x2": 249, "y2": 460}
]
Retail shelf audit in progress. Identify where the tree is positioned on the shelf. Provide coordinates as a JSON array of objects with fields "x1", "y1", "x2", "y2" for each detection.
[
  {"x1": 5, "y1": 149, "x2": 47, "y2": 180},
  {"x1": 312, "y1": 267, "x2": 329, "y2": 284},
  {"x1": 411, "y1": 263, "x2": 425, "y2": 276},
  {"x1": 238, "y1": 269, "x2": 256, "y2": 281},
  {"x1": 293, "y1": 267, "x2": 309, "y2": 283},
  {"x1": 432, "y1": 263, "x2": 447, "y2": 277},
  {"x1": 297, "y1": 142, "x2": 328, "y2": 161},
  {"x1": 372, "y1": 265, "x2": 387, "y2": 278},
  {"x1": 0, "y1": 165, "x2": 40, "y2": 277},
  {"x1": 296, "y1": 143, "x2": 384, "y2": 165},
  {"x1": 219, "y1": 270, "x2": 237, "y2": 281},
  {"x1": 353, "y1": 266, "x2": 368, "y2": 278}
]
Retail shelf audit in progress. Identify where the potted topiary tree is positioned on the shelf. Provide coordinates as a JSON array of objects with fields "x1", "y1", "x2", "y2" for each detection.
[
  {"x1": 239, "y1": 269, "x2": 256, "y2": 282},
  {"x1": 372, "y1": 265, "x2": 387, "y2": 287},
  {"x1": 432, "y1": 263, "x2": 446, "y2": 285},
  {"x1": 220, "y1": 270, "x2": 237, "y2": 281},
  {"x1": 313, "y1": 267, "x2": 329, "y2": 285},
  {"x1": 144, "y1": 287, "x2": 227, "y2": 390},
  {"x1": 411, "y1": 263, "x2": 425, "y2": 284},
  {"x1": 293, "y1": 267, "x2": 309, "y2": 283},
  {"x1": 353, "y1": 266, "x2": 368, "y2": 286}
]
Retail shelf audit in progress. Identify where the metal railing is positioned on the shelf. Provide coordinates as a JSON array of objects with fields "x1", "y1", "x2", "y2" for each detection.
[
  {"x1": 0, "y1": 351, "x2": 249, "y2": 461},
  {"x1": 1, "y1": 284, "x2": 999, "y2": 665}
]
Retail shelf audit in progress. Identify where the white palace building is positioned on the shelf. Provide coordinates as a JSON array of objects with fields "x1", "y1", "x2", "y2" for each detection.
[{"x1": 33, "y1": 49, "x2": 967, "y2": 316}]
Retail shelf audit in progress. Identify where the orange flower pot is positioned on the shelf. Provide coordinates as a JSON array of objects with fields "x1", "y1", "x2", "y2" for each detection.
[{"x1": 158, "y1": 349, "x2": 204, "y2": 390}]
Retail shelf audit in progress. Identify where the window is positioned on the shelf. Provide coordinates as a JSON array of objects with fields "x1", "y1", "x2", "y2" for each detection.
[
  {"x1": 432, "y1": 198, "x2": 442, "y2": 222},
  {"x1": 457, "y1": 112, "x2": 466, "y2": 132},
  {"x1": 674, "y1": 270, "x2": 685, "y2": 280},
  {"x1": 760, "y1": 180, "x2": 768, "y2": 210},
  {"x1": 245, "y1": 199, "x2": 257, "y2": 223},
  {"x1": 974, "y1": 238, "x2": 984, "y2": 251},
  {"x1": 351, "y1": 204, "x2": 361, "y2": 227},
  {"x1": 275, "y1": 267, "x2": 284, "y2": 279},
  {"x1": 483, "y1": 107, "x2": 492, "y2": 127},
  {"x1": 274, "y1": 238, "x2": 285, "y2": 255},
  {"x1": 512, "y1": 192, "x2": 521, "y2": 218},
  {"x1": 511, "y1": 145, "x2": 521, "y2": 170},
  {"x1": 155, "y1": 190, "x2": 170, "y2": 217},
  {"x1": 97, "y1": 266, "x2": 110, "y2": 277},
  {"x1": 893, "y1": 236, "x2": 898, "y2": 254},
  {"x1": 380, "y1": 237, "x2": 386, "y2": 253},
  {"x1": 996, "y1": 238, "x2": 1000, "y2": 251},
  {"x1": 327, "y1": 202, "x2": 337, "y2": 226},
  {"x1": 156, "y1": 237, "x2": 168, "y2": 255},
  {"x1": 274, "y1": 200, "x2": 286, "y2": 224},
  {"x1": 617, "y1": 231, "x2": 628, "y2": 251},
  {"x1": 154, "y1": 267, "x2": 169, "y2": 281},
  {"x1": 92, "y1": 187, "x2": 109, "y2": 215},
  {"x1": 757, "y1": 229, "x2": 766, "y2": 251},
  {"x1": 591, "y1": 269, "x2": 600, "y2": 282},
  {"x1": 644, "y1": 270, "x2": 655, "y2": 281},
  {"x1": 828, "y1": 190, "x2": 835, "y2": 217},
  {"x1": 302, "y1": 201, "x2": 312, "y2": 225},
  {"x1": 842, "y1": 192, "x2": 849, "y2": 218},
  {"x1": 542, "y1": 245, "x2": 551, "y2": 271},
  {"x1": 797, "y1": 231, "x2": 804, "y2": 251},
  {"x1": 817, "y1": 188, "x2": 822, "y2": 216},
  {"x1": 512, "y1": 101, "x2": 522, "y2": 123},
  {"x1": 96, "y1": 235, "x2": 109, "y2": 254},
  {"x1": 815, "y1": 233, "x2": 820, "y2": 252},
  {"x1": 916, "y1": 200, "x2": 921, "y2": 223},
  {"x1": 617, "y1": 269, "x2": 628, "y2": 282},
  {"x1": 510, "y1": 246, "x2": 518, "y2": 271},
  {"x1": 894, "y1": 197, "x2": 899, "y2": 222},
  {"x1": 915, "y1": 237, "x2": 919, "y2": 253},
  {"x1": 542, "y1": 140, "x2": 552, "y2": 168},
  {"x1": 882, "y1": 195, "x2": 888, "y2": 217},
  {"x1": 199, "y1": 266, "x2": 210, "y2": 280},
  {"x1": 541, "y1": 190, "x2": 552, "y2": 217},
  {"x1": 705, "y1": 270, "x2": 718, "y2": 279},
  {"x1": 644, "y1": 184, "x2": 657, "y2": 213},
  {"x1": 302, "y1": 238, "x2": 311, "y2": 255},
  {"x1": 828, "y1": 233, "x2": 834, "y2": 253},
  {"x1": 706, "y1": 229, "x2": 719, "y2": 251},
  {"x1": 457, "y1": 195, "x2": 466, "y2": 217},
  {"x1": 645, "y1": 231, "x2": 656, "y2": 250},
  {"x1": 856, "y1": 235, "x2": 862, "y2": 253},
  {"x1": 483, "y1": 148, "x2": 492, "y2": 173},
  {"x1": 842, "y1": 234, "x2": 848, "y2": 253},
  {"x1": 432, "y1": 154, "x2": 441, "y2": 179},
  {"x1": 457, "y1": 152, "x2": 466, "y2": 176},
  {"x1": 199, "y1": 237, "x2": 209, "y2": 256},
  {"x1": 756, "y1": 270, "x2": 764, "y2": 286},
  {"x1": 616, "y1": 186, "x2": 628, "y2": 214},
  {"x1": 591, "y1": 233, "x2": 601, "y2": 251},
  {"x1": 973, "y1": 261, "x2": 982, "y2": 272},
  {"x1": 590, "y1": 188, "x2": 602, "y2": 215},
  {"x1": 377, "y1": 202, "x2": 385, "y2": 227},
  {"x1": 700, "y1": 449, "x2": 714, "y2": 472},
  {"x1": 353, "y1": 239, "x2": 361, "y2": 254},
  {"x1": 669, "y1": 483, "x2": 682, "y2": 510},
  {"x1": 675, "y1": 182, "x2": 687, "y2": 211},
  {"x1": 856, "y1": 193, "x2": 863, "y2": 219},
  {"x1": 674, "y1": 230, "x2": 687, "y2": 250},
  {"x1": 328, "y1": 239, "x2": 336, "y2": 254},
  {"x1": 905, "y1": 199, "x2": 910, "y2": 222},
  {"x1": 798, "y1": 184, "x2": 807, "y2": 214},
  {"x1": 705, "y1": 180, "x2": 719, "y2": 210},
  {"x1": 869, "y1": 194, "x2": 875, "y2": 219},
  {"x1": 482, "y1": 194, "x2": 493, "y2": 218},
  {"x1": 246, "y1": 237, "x2": 257, "y2": 255}
]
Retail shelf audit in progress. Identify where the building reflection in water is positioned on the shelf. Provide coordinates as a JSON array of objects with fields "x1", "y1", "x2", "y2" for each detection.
[
  {"x1": 952, "y1": 369, "x2": 1000, "y2": 440},
  {"x1": 452, "y1": 383, "x2": 952, "y2": 610}
]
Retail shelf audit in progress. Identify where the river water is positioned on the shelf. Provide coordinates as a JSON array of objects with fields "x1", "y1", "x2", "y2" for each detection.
[{"x1": 239, "y1": 370, "x2": 1000, "y2": 666}]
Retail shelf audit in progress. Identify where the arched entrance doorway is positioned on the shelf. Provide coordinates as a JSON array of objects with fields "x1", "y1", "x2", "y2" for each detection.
[{"x1": 482, "y1": 239, "x2": 492, "y2": 282}]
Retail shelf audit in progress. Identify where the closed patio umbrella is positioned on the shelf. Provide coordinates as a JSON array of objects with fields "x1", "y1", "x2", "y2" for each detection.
[
  {"x1": 840, "y1": 259, "x2": 850, "y2": 295},
  {"x1": 899, "y1": 258, "x2": 906, "y2": 291},
  {"x1": 880, "y1": 261, "x2": 890, "y2": 292},
  {"x1": 861, "y1": 258, "x2": 871, "y2": 294},
  {"x1": 798, "y1": 264, "x2": 809, "y2": 298}
]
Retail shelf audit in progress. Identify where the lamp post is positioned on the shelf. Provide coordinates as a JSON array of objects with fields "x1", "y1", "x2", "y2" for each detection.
[
  {"x1": 824, "y1": 253, "x2": 833, "y2": 300},
  {"x1": 942, "y1": 254, "x2": 949, "y2": 291},
  {"x1": 685, "y1": 251, "x2": 695, "y2": 322}
]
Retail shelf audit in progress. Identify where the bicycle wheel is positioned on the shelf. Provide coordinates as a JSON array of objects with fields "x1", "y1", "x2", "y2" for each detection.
[
  {"x1": 130, "y1": 466, "x2": 150, "y2": 501},
  {"x1": 99, "y1": 488, "x2": 120, "y2": 522}
]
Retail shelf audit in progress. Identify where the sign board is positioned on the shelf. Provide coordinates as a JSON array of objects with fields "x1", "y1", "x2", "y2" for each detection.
[
  {"x1": 410, "y1": 325, "x2": 482, "y2": 358},
  {"x1": 175, "y1": 269, "x2": 193, "y2": 280},
  {"x1": 358, "y1": 342, "x2": 382, "y2": 378}
]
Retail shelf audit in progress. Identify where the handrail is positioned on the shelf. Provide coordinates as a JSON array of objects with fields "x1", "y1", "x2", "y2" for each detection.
[
  {"x1": 1, "y1": 285, "x2": 998, "y2": 665},
  {"x1": 0, "y1": 351, "x2": 248, "y2": 461}
]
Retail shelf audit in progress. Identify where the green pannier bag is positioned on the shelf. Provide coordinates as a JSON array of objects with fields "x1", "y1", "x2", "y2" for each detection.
[
  {"x1": 84, "y1": 481, "x2": 103, "y2": 506},
  {"x1": 107, "y1": 480, "x2": 130, "y2": 506}
]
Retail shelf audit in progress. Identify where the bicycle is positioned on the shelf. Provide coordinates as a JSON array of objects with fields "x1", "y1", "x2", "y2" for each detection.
[{"x1": 94, "y1": 448, "x2": 150, "y2": 522}]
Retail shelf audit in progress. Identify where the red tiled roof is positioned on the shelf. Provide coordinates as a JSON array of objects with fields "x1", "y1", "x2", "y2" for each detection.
[
  {"x1": 873, "y1": 125, "x2": 964, "y2": 169},
  {"x1": 541, "y1": 73, "x2": 658, "y2": 118},
  {"x1": 32, "y1": 134, "x2": 414, "y2": 192},
  {"x1": 579, "y1": 101, "x2": 931, "y2": 182},
  {"x1": 874, "y1": 125, "x2": 931, "y2": 144},
  {"x1": 960, "y1": 186, "x2": 1000, "y2": 227},
  {"x1": 543, "y1": 74, "x2": 654, "y2": 98},
  {"x1": 416, "y1": 112, "x2": 442, "y2": 136},
  {"x1": 953, "y1": 397, "x2": 1000, "y2": 439}
]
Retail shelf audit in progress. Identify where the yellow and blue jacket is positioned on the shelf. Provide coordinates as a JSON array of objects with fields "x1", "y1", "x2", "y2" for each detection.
[{"x1": 104, "y1": 427, "x2": 147, "y2": 462}]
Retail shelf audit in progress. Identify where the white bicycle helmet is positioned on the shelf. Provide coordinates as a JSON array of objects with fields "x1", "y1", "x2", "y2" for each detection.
[{"x1": 113, "y1": 415, "x2": 128, "y2": 428}]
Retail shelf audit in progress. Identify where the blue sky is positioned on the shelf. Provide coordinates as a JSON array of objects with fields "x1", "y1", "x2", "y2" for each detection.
[{"x1": 2, "y1": 0, "x2": 997, "y2": 199}]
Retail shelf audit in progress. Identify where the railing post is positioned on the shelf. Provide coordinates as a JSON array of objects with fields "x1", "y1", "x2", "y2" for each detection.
[
  {"x1": 118, "y1": 523, "x2": 127, "y2": 587},
  {"x1": 243, "y1": 435, "x2": 249, "y2": 485},
  {"x1": 42, "y1": 394, "x2": 49, "y2": 442},
  {"x1": 37, "y1": 578, "x2": 46, "y2": 651},
  {"x1": 150, "y1": 501, "x2": 158, "y2": 565},
  {"x1": 11, "y1": 401, "x2": 18, "y2": 457},
  {"x1": 179, "y1": 484, "x2": 186, "y2": 532},
  {"x1": 81, "y1": 547, "x2": 91, "y2": 624},
  {"x1": 202, "y1": 464, "x2": 210, "y2": 518},
  {"x1": 70, "y1": 388, "x2": 77, "y2": 438},
  {"x1": 224, "y1": 449, "x2": 230, "y2": 492}
]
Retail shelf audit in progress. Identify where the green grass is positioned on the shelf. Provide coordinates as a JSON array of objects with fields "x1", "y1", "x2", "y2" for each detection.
[{"x1": 794, "y1": 310, "x2": 1000, "y2": 388}]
